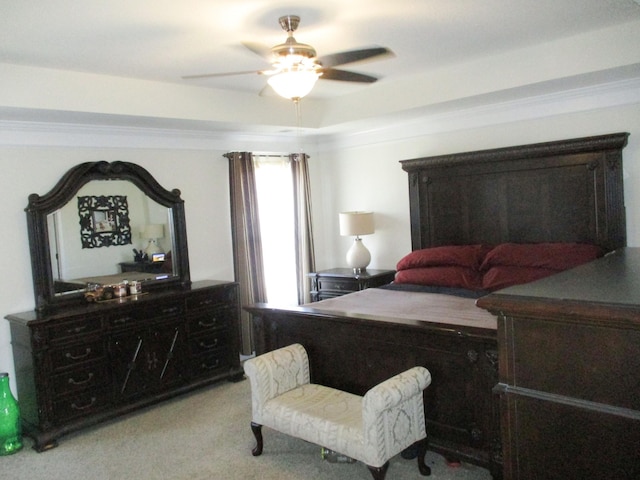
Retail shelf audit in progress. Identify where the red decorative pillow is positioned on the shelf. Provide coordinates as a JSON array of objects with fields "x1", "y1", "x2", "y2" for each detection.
[
  {"x1": 482, "y1": 266, "x2": 558, "y2": 291},
  {"x1": 480, "y1": 243, "x2": 602, "y2": 271},
  {"x1": 395, "y1": 266, "x2": 484, "y2": 290},
  {"x1": 396, "y1": 244, "x2": 493, "y2": 271}
]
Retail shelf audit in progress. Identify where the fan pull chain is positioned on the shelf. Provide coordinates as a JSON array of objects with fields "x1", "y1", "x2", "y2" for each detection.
[{"x1": 294, "y1": 98, "x2": 303, "y2": 154}]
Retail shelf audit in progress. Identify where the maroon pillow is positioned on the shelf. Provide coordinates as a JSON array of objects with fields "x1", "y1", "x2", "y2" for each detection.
[
  {"x1": 480, "y1": 243, "x2": 602, "y2": 271},
  {"x1": 395, "y1": 266, "x2": 484, "y2": 290},
  {"x1": 396, "y1": 244, "x2": 493, "y2": 271},
  {"x1": 482, "y1": 266, "x2": 558, "y2": 291}
]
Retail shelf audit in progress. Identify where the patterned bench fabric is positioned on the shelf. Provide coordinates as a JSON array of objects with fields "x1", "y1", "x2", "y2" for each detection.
[{"x1": 244, "y1": 343, "x2": 431, "y2": 469}]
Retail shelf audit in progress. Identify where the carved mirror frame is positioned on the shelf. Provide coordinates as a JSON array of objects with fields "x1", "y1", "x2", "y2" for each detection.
[{"x1": 27, "y1": 161, "x2": 191, "y2": 312}]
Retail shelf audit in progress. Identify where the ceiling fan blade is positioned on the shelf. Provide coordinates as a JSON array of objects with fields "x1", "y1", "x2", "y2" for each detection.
[
  {"x1": 317, "y1": 47, "x2": 393, "y2": 68},
  {"x1": 182, "y1": 70, "x2": 260, "y2": 80},
  {"x1": 320, "y1": 68, "x2": 378, "y2": 83},
  {"x1": 242, "y1": 41, "x2": 273, "y2": 60}
]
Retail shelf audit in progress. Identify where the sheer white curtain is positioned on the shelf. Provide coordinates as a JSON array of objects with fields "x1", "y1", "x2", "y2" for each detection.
[{"x1": 253, "y1": 155, "x2": 298, "y2": 306}]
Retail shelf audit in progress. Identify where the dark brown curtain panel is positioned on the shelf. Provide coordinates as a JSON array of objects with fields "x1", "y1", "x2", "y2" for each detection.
[
  {"x1": 225, "y1": 152, "x2": 267, "y2": 355},
  {"x1": 290, "y1": 153, "x2": 316, "y2": 304}
]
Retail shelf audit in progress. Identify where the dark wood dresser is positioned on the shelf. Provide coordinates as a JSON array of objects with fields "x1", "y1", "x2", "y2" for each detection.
[
  {"x1": 477, "y1": 248, "x2": 640, "y2": 480},
  {"x1": 6, "y1": 280, "x2": 243, "y2": 452}
]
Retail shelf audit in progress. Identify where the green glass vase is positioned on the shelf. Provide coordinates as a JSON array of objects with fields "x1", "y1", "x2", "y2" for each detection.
[{"x1": 0, "y1": 372, "x2": 23, "y2": 455}]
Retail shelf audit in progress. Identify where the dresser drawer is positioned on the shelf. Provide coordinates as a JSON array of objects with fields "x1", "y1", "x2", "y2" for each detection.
[
  {"x1": 49, "y1": 340, "x2": 106, "y2": 371},
  {"x1": 187, "y1": 308, "x2": 232, "y2": 335},
  {"x1": 51, "y1": 363, "x2": 110, "y2": 397},
  {"x1": 317, "y1": 278, "x2": 358, "y2": 293},
  {"x1": 190, "y1": 348, "x2": 231, "y2": 378},
  {"x1": 108, "y1": 301, "x2": 184, "y2": 329},
  {"x1": 47, "y1": 316, "x2": 104, "y2": 344},
  {"x1": 189, "y1": 330, "x2": 229, "y2": 356},
  {"x1": 186, "y1": 287, "x2": 237, "y2": 312},
  {"x1": 52, "y1": 388, "x2": 111, "y2": 424}
]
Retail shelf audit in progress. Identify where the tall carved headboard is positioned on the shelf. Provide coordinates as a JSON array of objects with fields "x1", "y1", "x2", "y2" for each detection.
[{"x1": 400, "y1": 133, "x2": 629, "y2": 253}]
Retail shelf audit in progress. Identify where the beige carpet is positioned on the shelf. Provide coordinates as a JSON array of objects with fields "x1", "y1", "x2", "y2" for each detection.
[{"x1": 3, "y1": 378, "x2": 492, "y2": 479}]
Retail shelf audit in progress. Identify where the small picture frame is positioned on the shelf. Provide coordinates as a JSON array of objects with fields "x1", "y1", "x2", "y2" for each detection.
[
  {"x1": 78, "y1": 195, "x2": 132, "y2": 249},
  {"x1": 151, "y1": 253, "x2": 165, "y2": 263}
]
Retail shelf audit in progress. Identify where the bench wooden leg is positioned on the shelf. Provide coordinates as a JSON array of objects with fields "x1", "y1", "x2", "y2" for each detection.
[
  {"x1": 250, "y1": 422, "x2": 263, "y2": 456},
  {"x1": 367, "y1": 462, "x2": 389, "y2": 480},
  {"x1": 416, "y1": 437, "x2": 431, "y2": 476}
]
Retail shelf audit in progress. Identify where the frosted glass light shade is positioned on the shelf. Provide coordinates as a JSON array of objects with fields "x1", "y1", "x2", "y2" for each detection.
[
  {"x1": 339, "y1": 212, "x2": 374, "y2": 236},
  {"x1": 267, "y1": 69, "x2": 320, "y2": 100}
]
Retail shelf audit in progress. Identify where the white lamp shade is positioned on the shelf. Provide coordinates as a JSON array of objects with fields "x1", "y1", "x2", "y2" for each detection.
[
  {"x1": 339, "y1": 212, "x2": 374, "y2": 236},
  {"x1": 141, "y1": 224, "x2": 164, "y2": 240},
  {"x1": 267, "y1": 69, "x2": 320, "y2": 100}
]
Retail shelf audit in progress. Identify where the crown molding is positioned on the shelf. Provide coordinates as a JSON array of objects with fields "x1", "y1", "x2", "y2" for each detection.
[
  {"x1": 0, "y1": 75, "x2": 638, "y2": 152},
  {"x1": 317, "y1": 75, "x2": 640, "y2": 152}
]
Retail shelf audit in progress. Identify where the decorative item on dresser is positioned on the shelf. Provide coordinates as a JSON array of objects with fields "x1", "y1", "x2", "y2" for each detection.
[
  {"x1": 247, "y1": 132, "x2": 630, "y2": 480},
  {"x1": 308, "y1": 268, "x2": 395, "y2": 302},
  {"x1": 6, "y1": 161, "x2": 243, "y2": 451}
]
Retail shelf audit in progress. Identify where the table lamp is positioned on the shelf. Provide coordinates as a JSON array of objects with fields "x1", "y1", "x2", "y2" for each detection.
[
  {"x1": 142, "y1": 224, "x2": 164, "y2": 256},
  {"x1": 339, "y1": 211, "x2": 374, "y2": 274}
]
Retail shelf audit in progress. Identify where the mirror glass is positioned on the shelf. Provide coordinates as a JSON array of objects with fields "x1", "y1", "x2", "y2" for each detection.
[
  {"x1": 48, "y1": 180, "x2": 177, "y2": 296},
  {"x1": 27, "y1": 161, "x2": 190, "y2": 312}
]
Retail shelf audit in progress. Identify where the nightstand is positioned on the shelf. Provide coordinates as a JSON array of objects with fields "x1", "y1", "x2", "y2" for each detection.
[
  {"x1": 308, "y1": 268, "x2": 396, "y2": 302},
  {"x1": 119, "y1": 261, "x2": 166, "y2": 274}
]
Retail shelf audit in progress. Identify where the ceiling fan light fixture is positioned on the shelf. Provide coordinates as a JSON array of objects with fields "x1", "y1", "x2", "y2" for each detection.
[{"x1": 267, "y1": 67, "x2": 321, "y2": 100}]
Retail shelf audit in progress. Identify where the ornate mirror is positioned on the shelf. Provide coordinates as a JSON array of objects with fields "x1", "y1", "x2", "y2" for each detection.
[{"x1": 27, "y1": 161, "x2": 190, "y2": 311}]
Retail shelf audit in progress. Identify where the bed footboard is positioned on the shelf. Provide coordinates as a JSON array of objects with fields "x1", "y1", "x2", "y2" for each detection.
[{"x1": 246, "y1": 304, "x2": 502, "y2": 479}]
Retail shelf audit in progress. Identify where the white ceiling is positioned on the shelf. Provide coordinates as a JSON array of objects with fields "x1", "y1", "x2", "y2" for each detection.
[{"x1": 1, "y1": 0, "x2": 640, "y2": 136}]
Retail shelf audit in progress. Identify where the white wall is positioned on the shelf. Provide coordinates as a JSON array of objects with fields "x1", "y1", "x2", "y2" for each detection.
[{"x1": 313, "y1": 102, "x2": 640, "y2": 272}]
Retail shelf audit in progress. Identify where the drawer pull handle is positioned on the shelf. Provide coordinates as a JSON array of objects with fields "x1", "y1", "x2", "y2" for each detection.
[
  {"x1": 65, "y1": 348, "x2": 92, "y2": 360},
  {"x1": 66, "y1": 325, "x2": 87, "y2": 334},
  {"x1": 198, "y1": 318, "x2": 218, "y2": 328},
  {"x1": 68, "y1": 372, "x2": 94, "y2": 386},
  {"x1": 199, "y1": 338, "x2": 218, "y2": 349},
  {"x1": 197, "y1": 299, "x2": 214, "y2": 307},
  {"x1": 161, "y1": 307, "x2": 180, "y2": 315},
  {"x1": 201, "y1": 359, "x2": 220, "y2": 370},
  {"x1": 113, "y1": 317, "x2": 133, "y2": 325},
  {"x1": 71, "y1": 397, "x2": 97, "y2": 411}
]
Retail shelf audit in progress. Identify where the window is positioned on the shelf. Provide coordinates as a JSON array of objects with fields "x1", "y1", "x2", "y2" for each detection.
[{"x1": 253, "y1": 155, "x2": 298, "y2": 305}]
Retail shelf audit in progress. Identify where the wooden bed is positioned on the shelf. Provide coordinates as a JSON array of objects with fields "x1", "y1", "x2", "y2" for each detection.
[{"x1": 245, "y1": 132, "x2": 629, "y2": 479}]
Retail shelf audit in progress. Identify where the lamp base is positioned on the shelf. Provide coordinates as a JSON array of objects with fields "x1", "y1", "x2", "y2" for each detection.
[
  {"x1": 346, "y1": 238, "x2": 371, "y2": 273},
  {"x1": 144, "y1": 239, "x2": 162, "y2": 256}
]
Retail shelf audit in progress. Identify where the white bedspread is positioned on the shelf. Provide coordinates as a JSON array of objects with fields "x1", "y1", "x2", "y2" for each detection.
[{"x1": 306, "y1": 288, "x2": 497, "y2": 331}]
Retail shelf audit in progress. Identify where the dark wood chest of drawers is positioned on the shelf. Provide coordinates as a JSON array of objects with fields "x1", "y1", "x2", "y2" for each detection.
[
  {"x1": 477, "y1": 248, "x2": 640, "y2": 480},
  {"x1": 6, "y1": 280, "x2": 242, "y2": 451}
]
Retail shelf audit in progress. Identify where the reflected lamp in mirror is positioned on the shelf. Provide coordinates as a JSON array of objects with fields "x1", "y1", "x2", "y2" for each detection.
[
  {"x1": 142, "y1": 224, "x2": 164, "y2": 256},
  {"x1": 339, "y1": 211, "x2": 375, "y2": 274}
]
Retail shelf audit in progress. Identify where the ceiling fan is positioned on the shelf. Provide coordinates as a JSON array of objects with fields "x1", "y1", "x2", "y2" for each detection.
[{"x1": 183, "y1": 15, "x2": 394, "y2": 100}]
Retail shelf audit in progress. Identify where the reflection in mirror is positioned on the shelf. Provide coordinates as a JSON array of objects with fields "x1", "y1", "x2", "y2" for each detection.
[
  {"x1": 48, "y1": 180, "x2": 177, "y2": 297},
  {"x1": 27, "y1": 161, "x2": 190, "y2": 312}
]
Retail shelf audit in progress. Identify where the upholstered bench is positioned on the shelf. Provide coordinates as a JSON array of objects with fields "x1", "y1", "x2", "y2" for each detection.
[{"x1": 243, "y1": 343, "x2": 432, "y2": 479}]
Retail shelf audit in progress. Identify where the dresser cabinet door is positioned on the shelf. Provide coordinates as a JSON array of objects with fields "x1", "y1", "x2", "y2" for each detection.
[{"x1": 109, "y1": 322, "x2": 187, "y2": 400}]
